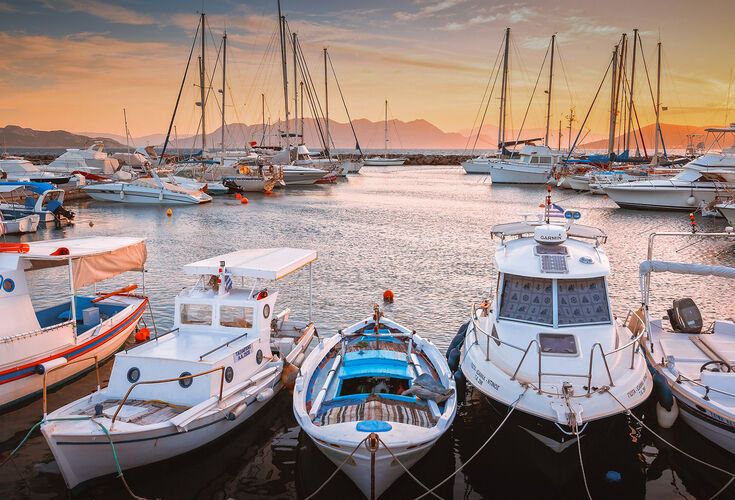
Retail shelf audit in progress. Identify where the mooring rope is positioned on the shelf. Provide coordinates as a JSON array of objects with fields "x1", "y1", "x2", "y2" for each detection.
[
  {"x1": 414, "y1": 388, "x2": 529, "y2": 500},
  {"x1": 607, "y1": 391, "x2": 735, "y2": 500},
  {"x1": 571, "y1": 418, "x2": 593, "y2": 500},
  {"x1": 375, "y1": 435, "x2": 442, "y2": 500},
  {"x1": 304, "y1": 435, "x2": 370, "y2": 500}
]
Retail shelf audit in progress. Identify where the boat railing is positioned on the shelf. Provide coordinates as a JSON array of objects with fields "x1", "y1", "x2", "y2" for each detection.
[
  {"x1": 43, "y1": 354, "x2": 101, "y2": 419},
  {"x1": 199, "y1": 332, "x2": 250, "y2": 360},
  {"x1": 673, "y1": 372, "x2": 735, "y2": 401},
  {"x1": 470, "y1": 305, "x2": 645, "y2": 397},
  {"x1": 110, "y1": 366, "x2": 225, "y2": 428},
  {"x1": 124, "y1": 327, "x2": 179, "y2": 352}
]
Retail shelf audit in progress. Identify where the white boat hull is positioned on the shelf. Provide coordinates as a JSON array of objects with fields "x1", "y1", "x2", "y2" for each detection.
[
  {"x1": 282, "y1": 169, "x2": 327, "y2": 186},
  {"x1": 486, "y1": 162, "x2": 552, "y2": 184},
  {"x1": 83, "y1": 183, "x2": 211, "y2": 204},
  {"x1": 603, "y1": 181, "x2": 735, "y2": 210},
  {"x1": 566, "y1": 175, "x2": 590, "y2": 192},
  {"x1": 716, "y1": 204, "x2": 735, "y2": 225},
  {"x1": 462, "y1": 160, "x2": 492, "y2": 174},
  {"x1": 363, "y1": 157, "x2": 406, "y2": 167},
  {"x1": 0, "y1": 214, "x2": 40, "y2": 234},
  {"x1": 339, "y1": 160, "x2": 363, "y2": 175}
]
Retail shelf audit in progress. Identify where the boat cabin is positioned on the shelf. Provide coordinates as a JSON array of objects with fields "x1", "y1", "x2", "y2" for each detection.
[
  {"x1": 0, "y1": 182, "x2": 70, "y2": 223},
  {"x1": 516, "y1": 145, "x2": 560, "y2": 166}
]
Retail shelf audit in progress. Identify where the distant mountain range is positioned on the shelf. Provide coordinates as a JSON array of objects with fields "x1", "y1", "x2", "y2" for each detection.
[
  {"x1": 0, "y1": 125, "x2": 126, "y2": 149},
  {"x1": 579, "y1": 123, "x2": 711, "y2": 151},
  {"x1": 1, "y1": 120, "x2": 717, "y2": 151}
]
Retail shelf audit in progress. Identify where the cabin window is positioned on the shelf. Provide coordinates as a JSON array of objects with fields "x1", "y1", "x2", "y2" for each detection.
[
  {"x1": 180, "y1": 303, "x2": 212, "y2": 325},
  {"x1": 499, "y1": 275, "x2": 553, "y2": 325},
  {"x1": 339, "y1": 376, "x2": 409, "y2": 397},
  {"x1": 557, "y1": 277, "x2": 610, "y2": 325},
  {"x1": 220, "y1": 306, "x2": 254, "y2": 328},
  {"x1": 530, "y1": 156, "x2": 539, "y2": 164},
  {"x1": 539, "y1": 157, "x2": 551, "y2": 164}
]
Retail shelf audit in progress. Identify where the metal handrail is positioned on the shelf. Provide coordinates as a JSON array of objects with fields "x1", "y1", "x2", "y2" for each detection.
[
  {"x1": 110, "y1": 366, "x2": 225, "y2": 427},
  {"x1": 470, "y1": 304, "x2": 645, "y2": 398},
  {"x1": 43, "y1": 355, "x2": 100, "y2": 418},
  {"x1": 199, "y1": 332, "x2": 249, "y2": 360}
]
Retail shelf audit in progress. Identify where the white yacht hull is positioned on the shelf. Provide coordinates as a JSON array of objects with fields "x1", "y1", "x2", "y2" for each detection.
[
  {"x1": 716, "y1": 204, "x2": 735, "y2": 225},
  {"x1": 83, "y1": 184, "x2": 211, "y2": 204},
  {"x1": 339, "y1": 160, "x2": 363, "y2": 175},
  {"x1": 462, "y1": 160, "x2": 492, "y2": 174},
  {"x1": 487, "y1": 162, "x2": 552, "y2": 184},
  {"x1": 566, "y1": 175, "x2": 590, "y2": 192},
  {"x1": 363, "y1": 157, "x2": 406, "y2": 167},
  {"x1": 603, "y1": 181, "x2": 735, "y2": 210},
  {"x1": 282, "y1": 169, "x2": 327, "y2": 185}
]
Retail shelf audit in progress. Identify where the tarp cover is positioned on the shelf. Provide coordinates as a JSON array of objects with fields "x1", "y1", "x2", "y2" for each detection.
[{"x1": 639, "y1": 260, "x2": 735, "y2": 279}]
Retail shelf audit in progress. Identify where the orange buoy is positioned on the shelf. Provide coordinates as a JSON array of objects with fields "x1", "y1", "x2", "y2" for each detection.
[
  {"x1": 240, "y1": 197, "x2": 249, "y2": 204},
  {"x1": 135, "y1": 327, "x2": 150, "y2": 343},
  {"x1": 235, "y1": 193, "x2": 242, "y2": 200},
  {"x1": 166, "y1": 208, "x2": 173, "y2": 217},
  {"x1": 264, "y1": 189, "x2": 273, "y2": 196},
  {"x1": 383, "y1": 290, "x2": 394, "y2": 303}
]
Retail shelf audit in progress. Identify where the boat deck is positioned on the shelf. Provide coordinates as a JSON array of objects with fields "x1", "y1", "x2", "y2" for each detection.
[{"x1": 73, "y1": 398, "x2": 189, "y2": 426}]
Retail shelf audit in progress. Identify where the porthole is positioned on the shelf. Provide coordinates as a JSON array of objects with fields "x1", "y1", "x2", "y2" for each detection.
[
  {"x1": 263, "y1": 304, "x2": 270, "y2": 319},
  {"x1": 225, "y1": 366, "x2": 234, "y2": 383},
  {"x1": 127, "y1": 367, "x2": 140, "y2": 383},
  {"x1": 179, "y1": 371, "x2": 193, "y2": 388},
  {"x1": 256, "y1": 349, "x2": 263, "y2": 365},
  {"x1": 2, "y1": 278, "x2": 14, "y2": 293}
]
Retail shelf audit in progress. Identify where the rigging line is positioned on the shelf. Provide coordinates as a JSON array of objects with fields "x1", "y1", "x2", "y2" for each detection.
[
  {"x1": 327, "y1": 52, "x2": 363, "y2": 155},
  {"x1": 464, "y1": 40, "x2": 505, "y2": 153},
  {"x1": 472, "y1": 46, "x2": 505, "y2": 152},
  {"x1": 387, "y1": 101, "x2": 404, "y2": 149},
  {"x1": 555, "y1": 41, "x2": 576, "y2": 108},
  {"x1": 512, "y1": 39, "x2": 551, "y2": 147},
  {"x1": 725, "y1": 68, "x2": 734, "y2": 125},
  {"x1": 292, "y1": 33, "x2": 329, "y2": 152},
  {"x1": 159, "y1": 18, "x2": 201, "y2": 164},
  {"x1": 565, "y1": 55, "x2": 615, "y2": 160}
]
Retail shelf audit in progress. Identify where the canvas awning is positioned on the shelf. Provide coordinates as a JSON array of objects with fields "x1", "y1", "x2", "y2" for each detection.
[
  {"x1": 183, "y1": 247, "x2": 317, "y2": 280},
  {"x1": 11, "y1": 237, "x2": 147, "y2": 288}
]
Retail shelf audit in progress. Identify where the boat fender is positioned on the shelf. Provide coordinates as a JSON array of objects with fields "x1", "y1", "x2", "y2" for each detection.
[
  {"x1": 35, "y1": 357, "x2": 68, "y2": 374},
  {"x1": 256, "y1": 289, "x2": 268, "y2": 300},
  {"x1": 453, "y1": 369, "x2": 467, "y2": 405},
  {"x1": 652, "y1": 372, "x2": 674, "y2": 411},
  {"x1": 447, "y1": 347, "x2": 461, "y2": 373},
  {"x1": 281, "y1": 362, "x2": 299, "y2": 391},
  {"x1": 687, "y1": 195, "x2": 696, "y2": 206},
  {"x1": 656, "y1": 398, "x2": 679, "y2": 429},
  {"x1": 227, "y1": 401, "x2": 248, "y2": 420},
  {"x1": 446, "y1": 321, "x2": 469, "y2": 358},
  {"x1": 257, "y1": 388, "x2": 275, "y2": 402}
]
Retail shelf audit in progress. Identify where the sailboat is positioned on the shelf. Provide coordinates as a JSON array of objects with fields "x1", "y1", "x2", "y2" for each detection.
[{"x1": 364, "y1": 100, "x2": 406, "y2": 166}]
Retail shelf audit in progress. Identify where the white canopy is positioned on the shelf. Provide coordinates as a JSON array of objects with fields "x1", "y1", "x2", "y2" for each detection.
[
  {"x1": 183, "y1": 247, "x2": 317, "y2": 280},
  {"x1": 9, "y1": 237, "x2": 147, "y2": 288},
  {"x1": 639, "y1": 260, "x2": 735, "y2": 279},
  {"x1": 491, "y1": 221, "x2": 607, "y2": 241}
]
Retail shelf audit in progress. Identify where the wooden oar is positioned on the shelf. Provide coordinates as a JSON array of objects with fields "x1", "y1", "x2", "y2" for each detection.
[{"x1": 92, "y1": 284, "x2": 138, "y2": 303}]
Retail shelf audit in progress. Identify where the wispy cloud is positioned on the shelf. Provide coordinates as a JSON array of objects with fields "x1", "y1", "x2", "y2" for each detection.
[
  {"x1": 0, "y1": 1, "x2": 17, "y2": 13},
  {"x1": 46, "y1": 0, "x2": 155, "y2": 25},
  {"x1": 437, "y1": 5, "x2": 537, "y2": 31},
  {"x1": 395, "y1": 0, "x2": 468, "y2": 21}
]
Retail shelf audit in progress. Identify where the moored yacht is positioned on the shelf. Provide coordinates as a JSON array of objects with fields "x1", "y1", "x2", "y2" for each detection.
[
  {"x1": 83, "y1": 171, "x2": 212, "y2": 204},
  {"x1": 42, "y1": 142, "x2": 120, "y2": 175},
  {"x1": 41, "y1": 247, "x2": 319, "y2": 489},
  {"x1": 485, "y1": 144, "x2": 560, "y2": 184},
  {"x1": 294, "y1": 306, "x2": 456, "y2": 499},
  {"x1": 0, "y1": 157, "x2": 71, "y2": 184},
  {"x1": 603, "y1": 125, "x2": 735, "y2": 210},
  {"x1": 457, "y1": 195, "x2": 651, "y2": 452},
  {"x1": 716, "y1": 201, "x2": 735, "y2": 225}
]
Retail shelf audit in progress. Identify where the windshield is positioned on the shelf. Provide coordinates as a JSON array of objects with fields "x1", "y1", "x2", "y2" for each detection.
[
  {"x1": 499, "y1": 275, "x2": 553, "y2": 325},
  {"x1": 557, "y1": 277, "x2": 611, "y2": 325}
]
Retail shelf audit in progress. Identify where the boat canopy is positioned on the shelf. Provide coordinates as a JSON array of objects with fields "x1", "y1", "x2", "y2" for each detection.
[
  {"x1": 5, "y1": 237, "x2": 147, "y2": 288},
  {"x1": 0, "y1": 185, "x2": 27, "y2": 194},
  {"x1": 639, "y1": 260, "x2": 735, "y2": 279},
  {"x1": 491, "y1": 221, "x2": 607, "y2": 241},
  {"x1": 183, "y1": 247, "x2": 317, "y2": 280},
  {"x1": 0, "y1": 181, "x2": 56, "y2": 194}
]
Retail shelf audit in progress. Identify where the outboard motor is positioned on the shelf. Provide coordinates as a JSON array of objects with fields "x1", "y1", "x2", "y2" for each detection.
[{"x1": 666, "y1": 298, "x2": 702, "y2": 334}]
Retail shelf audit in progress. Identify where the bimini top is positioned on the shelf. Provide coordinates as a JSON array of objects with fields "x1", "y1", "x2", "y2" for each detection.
[
  {"x1": 0, "y1": 236, "x2": 147, "y2": 288},
  {"x1": 0, "y1": 181, "x2": 57, "y2": 194},
  {"x1": 0, "y1": 185, "x2": 27, "y2": 194},
  {"x1": 183, "y1": 247, "x2": 317, "y2": 280}
]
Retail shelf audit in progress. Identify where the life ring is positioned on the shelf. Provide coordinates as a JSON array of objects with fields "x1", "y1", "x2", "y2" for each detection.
[{"x1": 239, "y1": 165, "x2": 251, "y2": 175}]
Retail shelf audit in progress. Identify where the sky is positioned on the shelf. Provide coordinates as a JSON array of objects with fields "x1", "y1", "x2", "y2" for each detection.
[{"x1": 0, "y1": 0, "x2": 734, "y2": 141}]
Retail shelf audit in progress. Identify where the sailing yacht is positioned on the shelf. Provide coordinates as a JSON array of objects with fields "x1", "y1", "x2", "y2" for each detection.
[
  {"x1": 603, "y1": 125, "x2": 735, "y2": 210},
  {"x1": 42, "y1": 142, "x2": 120, "y2": 175},
  {"x1": 364, "y1": 100, "x2": 406, "y2": 166}
]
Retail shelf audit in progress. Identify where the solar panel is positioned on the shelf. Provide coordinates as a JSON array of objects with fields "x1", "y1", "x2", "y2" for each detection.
[
  {"x1": 535, "y1": 245, "x2": 568, "y2": 256},
  {"x1": 540, "y1": 254, "x2": 568, "y2": 273}
]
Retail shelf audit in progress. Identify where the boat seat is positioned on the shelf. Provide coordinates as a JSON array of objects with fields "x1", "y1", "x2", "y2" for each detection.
[
  {"x1": 316, "y1": 395, "x2": 435, "y2": 428},
  {"x1": 659, "y1": 337, "x2": 711, "y2": 363}
]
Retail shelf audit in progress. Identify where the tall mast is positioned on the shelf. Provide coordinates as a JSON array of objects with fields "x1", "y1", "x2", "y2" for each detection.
[
  {"x1": 558, "y1": 119, "x2": 562, "y2": 151},
  {"x1": 607, "y1": 44, "x2": 619, "y2": 155},
  {"x1": 123, "y1": 108, "x2": 130, "y2": 155},
  {"x1": 654, "y1": 40, "x2": 662, "y2": 162},
  {"x1": 384, "y1": 99, "x2": 388, "y2": 152},
  {"x1": 220, "y1": 31, "x2": 227, "y2": 160},
  {"x1": 614, "y1": 34, "x2": 627, "y2": 153},
  {"x1": 277, "y1": 1, "x2": 290, "y2": 160},
  {"x1": 498, "y1": 27, "x2": 511, "y2": 152},
  {"x1": 324, "y1": 47, "x2": 330, "y2": 157},
  {"x1": 199, "y1": 12, "x2": 207, "y2": 152},
  {"x1": 545, "y1": 34, "x2": 555, "y2": 147},
  {"x1": 261, "y1": 93, "x2": 266, "y2": 146},
  {"x1": 293, "y1": 32, "x2": 298, "y2": 144},
  {"x1": 625, "y1": 28, "x2": 638, "y2": 154},
  {"x1": 300, "y1": 80, "x2": 304, "y2": 141}
]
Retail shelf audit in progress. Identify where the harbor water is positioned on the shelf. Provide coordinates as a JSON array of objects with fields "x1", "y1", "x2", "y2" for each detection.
[{"x1": 1, "y1": 165, "x2": 734, "y2": 499}]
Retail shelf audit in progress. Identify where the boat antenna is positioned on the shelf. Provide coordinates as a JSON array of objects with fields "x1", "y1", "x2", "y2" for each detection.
[{"x1": 545, "y1": 185, "x2": 552, "y2": 224}]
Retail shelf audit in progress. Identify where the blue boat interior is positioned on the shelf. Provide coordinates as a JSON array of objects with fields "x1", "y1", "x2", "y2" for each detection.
[{"x1": 35, "y1": 296, "x2": 126, "y2": 334}]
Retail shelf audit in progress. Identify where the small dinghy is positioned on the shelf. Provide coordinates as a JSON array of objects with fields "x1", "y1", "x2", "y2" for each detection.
[
  {"x1": 41, "y1": 247, "x2": 318, "y2": 489},
  {"x1": 639, "y1": 231, "x2": 735, "y2": 454},
  {"x1": 293, "y1": 305, "x2": 457, "y2": 499}
]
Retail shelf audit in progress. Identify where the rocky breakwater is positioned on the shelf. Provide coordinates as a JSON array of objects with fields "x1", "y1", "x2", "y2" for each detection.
[{"x1": 342, "y1": 153, "x2": 476, "y2": 166}]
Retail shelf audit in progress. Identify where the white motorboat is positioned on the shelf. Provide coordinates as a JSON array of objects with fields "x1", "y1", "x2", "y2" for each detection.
[
  {"x1": 41, "y1": 247, "x2": 319, "y2": 489},
  {"x1": 462, "y1": 154, "x2": 499, "y2": 174},
  {"x1": 485, "y1": 145, "x2": 559, "y2": 184},
  {"x1": 83, "y1": 171, "x2": 212, "y2": 205},
  {"x1": 716, "y1": 202, "x2": 735, "y2": 225},
  {"x1": 639, "y1": 231, "x2": 735, "y2": 454},
  {"x1": 364, "y1": 100, "x2": 406, "y2": 167},
  {"x1": 0, "y1": 212, "x2": 39, "y2": 234},
  {"x1": 294, "y1": 306, "x2": 456, "y2": 499},
  {"x1": 458, "y1": 200, "x2": 651, "y2": 452},
  {"x1": 43, "y1": 142, "x2": 120, "y2": 175},
  {"x1": 603, "y1": 125, "x2": 735, "y2": 210},
  {"x1": 339, "y1": 158, "x2": 363, "y2": 175},
  {"x1": 0, "y1": 158, "x2": 71, "y2": 184},
  {"x1": 170, "y1": 175, "x2": 229, "y2": 196},
  {"x1": 565, "y1": 173, "x2": 591, "y2": 192},
  {"x1": 0, "y1": 237, "x2": 148, "y2": 409},
  {"x1": 0, "y1": 181, "x2": 74, "y2": 225},
  {"x1": 281, "y1": 164, "x2": 330, "y2": 186}
]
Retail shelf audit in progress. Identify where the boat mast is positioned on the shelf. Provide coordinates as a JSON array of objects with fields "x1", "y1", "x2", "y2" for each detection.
[
  {"x1": 300, "y1": 80, "x2": 304, "y2": 141},
  {"x1": 261, "y1": 93, "x2": 266, "y2": 146},
  {"x1": 625, "y1": 28, "x2": 638, "y2": 155},
  {"x1": 324, "y1": 47, "x2": 330, "y2": 157},
  {"x1": 220, "y1": 31, "x2": 227, "y2": 161},
  {"x1": 558, "y1": 119, "x2": 562, "y2": 151},
  {"x1": 277, "y1": 0, "x2": 290, "y2": 160},
  {"x1": 123, "y1": 108, "x2": 130, "y2": 155},
  {"x1": 199, "y1": 12, "x2": 207, "y2": 152},
  {"x1": 607, "y1": 44, "x2": 619, "y2": 155},
  {"x1": 615, "y1": 34, "x2": 627, "y2": 154},
  {"x1": 654, "y1": 40, "x2": 662, "y2": 163},
  {"x1": 384, "y1": 99, "x2": 388, "y2": 153},
  {"x1": 293, "y1": 32, "x2": 298, "y2": 145},
  {"x1": 545, "y1": 34, "x2": 555, "y2": 147},
  {"x1": 498, "y1": 27, "x2": 510, "y2": 153}
]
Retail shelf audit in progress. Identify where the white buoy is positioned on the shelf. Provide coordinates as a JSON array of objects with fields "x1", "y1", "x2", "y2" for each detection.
[
  {"x1": 656, "y1": 398, "x2": 679, "y2": 429},
  {"x1": 687, "y1": 195, "x2": 696, "y2": 206}
]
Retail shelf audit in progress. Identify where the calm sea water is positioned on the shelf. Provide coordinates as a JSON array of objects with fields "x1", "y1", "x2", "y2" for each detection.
[{"x1": 1, "y1": 165, "x2": 734, "y2": 499}]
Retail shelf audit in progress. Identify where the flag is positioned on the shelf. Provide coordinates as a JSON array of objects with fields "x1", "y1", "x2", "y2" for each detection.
[
  {"x1": 224, "y1": 272, "x2": 233, "y2": 293},
  {"x1": 548, "y1": 202, "x2": 567, "y2": 219}
]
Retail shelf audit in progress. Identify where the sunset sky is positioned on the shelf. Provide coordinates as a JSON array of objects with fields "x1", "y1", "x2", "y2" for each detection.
[{"x1": 0, "y1": 0, "x2": 733, "y2": 141}]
